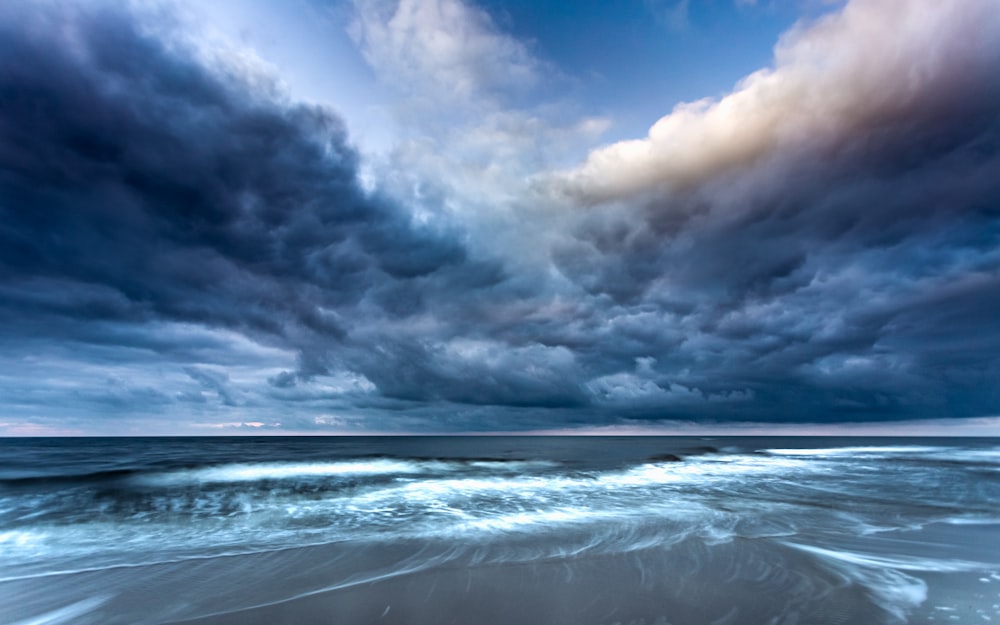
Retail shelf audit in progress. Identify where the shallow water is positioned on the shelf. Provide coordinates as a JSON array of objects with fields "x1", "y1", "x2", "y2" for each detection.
[{"x1": 2, "y1": 436, "x2": 999, "y2": 624}]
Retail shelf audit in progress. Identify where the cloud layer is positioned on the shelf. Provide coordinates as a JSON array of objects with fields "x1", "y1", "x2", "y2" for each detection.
[{"x1": 1, "y1": 0, "x2": 999, "y2": 433}]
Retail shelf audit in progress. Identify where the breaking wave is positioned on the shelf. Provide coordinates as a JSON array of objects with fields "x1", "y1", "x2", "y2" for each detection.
[{"x1": 2, "y1": 438, "x2": 999, "y2": 625}]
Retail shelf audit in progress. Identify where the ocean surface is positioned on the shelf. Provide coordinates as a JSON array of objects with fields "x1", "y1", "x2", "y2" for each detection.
[{"x1": 1, "y1": 436, "x2": 999, "y2": 625}]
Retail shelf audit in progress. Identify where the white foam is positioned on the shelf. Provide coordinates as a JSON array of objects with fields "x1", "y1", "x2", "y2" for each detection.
[
  {"x1": 135, "y1": 460, "x2": 440, "y2": 485},
  {"x1": 131, "y1": 458, "x2": 560, "y2": 487},
  {"x1": 7, "y1": 595, "x2": 109, "y2": 625},
  {"x1": 782, "y1": 541, "x2": 993, "y2": 573},
  {"x1": 0, "y1": 529, "x2": 42, "y2": 549},
  {"x1": 456, "y1": 507, "x2": 597, "y2": 533},
  {"x1": 467, "y1": 460, "x2": 557, "y2": 470},
  {"x1": 349, "y1": 455, "x2": 805, "y2": 509},
  {"x1": 934, "y1": 449, "x2": 1000, "y2": 463},
  {"x1": 765, "y1": 446, "x2": 940, "y2": 457},
  {"x1": 942, "y1": 517, "x2": 1000, "y2": 526},
  {"x1": 781, "y1": 542, "x2": 930, "y2": 620}
]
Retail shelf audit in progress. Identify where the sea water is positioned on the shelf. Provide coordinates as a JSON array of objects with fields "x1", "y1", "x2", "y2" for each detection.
[{"x1": 1, "y1": 436, "x2": 998, "y2": 624}]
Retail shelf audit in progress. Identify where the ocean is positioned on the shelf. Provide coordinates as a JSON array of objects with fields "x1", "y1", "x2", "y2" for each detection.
[{"x1": 1, "y1": 436, "x2": 998, "y2": 625}]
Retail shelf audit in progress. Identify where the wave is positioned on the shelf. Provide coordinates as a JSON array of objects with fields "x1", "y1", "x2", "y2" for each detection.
[
  {"x1": 3, "y1": 443, "x2": 998, "y2": 592},
  {"x1": 763, "y1": 445, "x2": 943, "y2": 457},
  {"x1": 763, "y1": 445, "x2": 1000, "y2": 465},
  {"x1": 781, "y1": 541, "x2": 995, "y2": 573},
  {"x1": 790, "y1": 545, "x2": 930, "y2": 622},
  {"x1": 0, "y1": 456, "x2": 803, "y2": 568},
  {"x1": 0, "y1": 458, "x2": 560, "y2": 488},
  {"x1": 133, "y1": 459, "x2": 445, "y2": 486}
]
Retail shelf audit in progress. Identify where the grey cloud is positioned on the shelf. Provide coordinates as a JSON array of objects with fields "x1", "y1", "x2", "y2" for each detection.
[
  {"x1": 545, "y1": 71, "x2": 1000, "y2": 421},
  {"x1": 184, "y1": 366, "x2": 239, "y2": 407},
  {"x1": 268, "y1": 371, "x2": 298, "y2": 389},
  {"x1": 0, "y1": 1, "x2": 598, "y2": 421},
  {"x1": 0, "y1": 3, "x2": 517, "y2": 404},
  {"x1": 0, "y1": 3, "x2": 470, "y2": 318},
  {"x1": 524, "y1": 0, "x2": 1000, "y2": 424},
  {"x1": 348, "y1": 337, "x2": 587, "y2": 408}
]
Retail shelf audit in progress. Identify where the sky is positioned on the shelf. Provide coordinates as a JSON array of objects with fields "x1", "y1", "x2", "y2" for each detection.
[{"x1": 1, "y1": 0, "x2": 1000, "y2": 436}]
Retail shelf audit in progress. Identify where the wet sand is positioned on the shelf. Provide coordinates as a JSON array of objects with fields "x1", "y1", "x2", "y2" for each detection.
[
  {"x1": 7, "y1": 524, "x2": 999, "y2": 625},
  {"x1": 887, "y1": 523, "x2": 1000, "y2": 625},
  {"x1": 166, "y1": 538, "x2": 890, "y2": 625}
]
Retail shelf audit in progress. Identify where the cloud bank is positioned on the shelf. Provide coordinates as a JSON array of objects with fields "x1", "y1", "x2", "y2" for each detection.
[{"x1": 1, "y1": 0, "x2": 999, "y2": 433}]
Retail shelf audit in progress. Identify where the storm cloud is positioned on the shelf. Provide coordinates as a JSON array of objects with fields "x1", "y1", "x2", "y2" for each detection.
[
  {"x1": 1, "y1": 0, "x2": 1000, "y2": 433},
  {"x1": 543, "y1": 0, "x2": 1000, "y2": 421},
  {"x1": 0, "y1": 4, "x2": 496, "y2": 400}
]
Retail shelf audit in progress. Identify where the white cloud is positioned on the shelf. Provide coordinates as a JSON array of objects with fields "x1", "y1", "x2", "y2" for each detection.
[
  {"x1": 348, "y1": 0, "x2": 611, "y2": 274},
  {"x1": 553, "y1": 0, "x2": 1000, "y2": 204},
  {"x1": 350, "y1": 0, "x2": 539, "y2": 104}
]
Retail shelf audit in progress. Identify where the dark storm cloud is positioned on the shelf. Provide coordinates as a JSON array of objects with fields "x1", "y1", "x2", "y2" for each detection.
[
  {"x1": 283, "y1": 137, "x2": 1000, "y2": 425},
  {"x1": 184, "y1": 366, "x2": 239, "y2": 407},
  {"x1": 0, "y1": 2, "x2": 529, "y2": 409},
  {"x1": 541, "y1": 1, "x2": 1000, "y2": 422},
  {"x1": 349, "y1": 336, "x2": 587, "y2": 408},
  {"x1": 0, "y1": 5, "x2": 466, "y2": 322},
  {"x1": 545, "y1": 143, "x2": 1000, "y2": 420}
]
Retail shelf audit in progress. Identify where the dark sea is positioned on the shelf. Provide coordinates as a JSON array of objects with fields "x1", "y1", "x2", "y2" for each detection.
[{"x1": 2, "y1": 436, "x2": 999, "y2": 625}]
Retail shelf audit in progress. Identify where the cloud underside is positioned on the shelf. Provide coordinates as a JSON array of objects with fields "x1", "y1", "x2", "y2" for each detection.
[{"x1": 1, "y1": 0, "x2": 999, "y2": 432}]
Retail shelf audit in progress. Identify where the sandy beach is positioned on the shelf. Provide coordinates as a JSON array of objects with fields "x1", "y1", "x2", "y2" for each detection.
[
  {"x1": 3, "y1": 437, "x2": 999, "y2": 625},
  {"x1": 164, "y1": 537, "x2": 884, "y2": 625}
]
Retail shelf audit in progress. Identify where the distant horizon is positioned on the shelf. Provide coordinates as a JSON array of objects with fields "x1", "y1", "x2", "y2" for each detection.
[{"x1": 4, "y1": 416, "x2": 998, "y2": 438}]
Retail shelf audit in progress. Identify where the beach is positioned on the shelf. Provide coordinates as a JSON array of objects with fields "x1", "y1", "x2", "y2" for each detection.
[{"x1": 2, "y1": 436, "x2": 999, "y2": 625}]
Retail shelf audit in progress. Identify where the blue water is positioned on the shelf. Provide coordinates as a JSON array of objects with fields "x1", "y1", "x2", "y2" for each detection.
[{"x1": 2, "y1": 436, "x2": 999, "y2": 624}]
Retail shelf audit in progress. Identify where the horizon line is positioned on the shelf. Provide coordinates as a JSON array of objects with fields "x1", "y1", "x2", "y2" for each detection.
[{"x1": 3, "y1": 416, "x2": 998, "y2": 438}]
